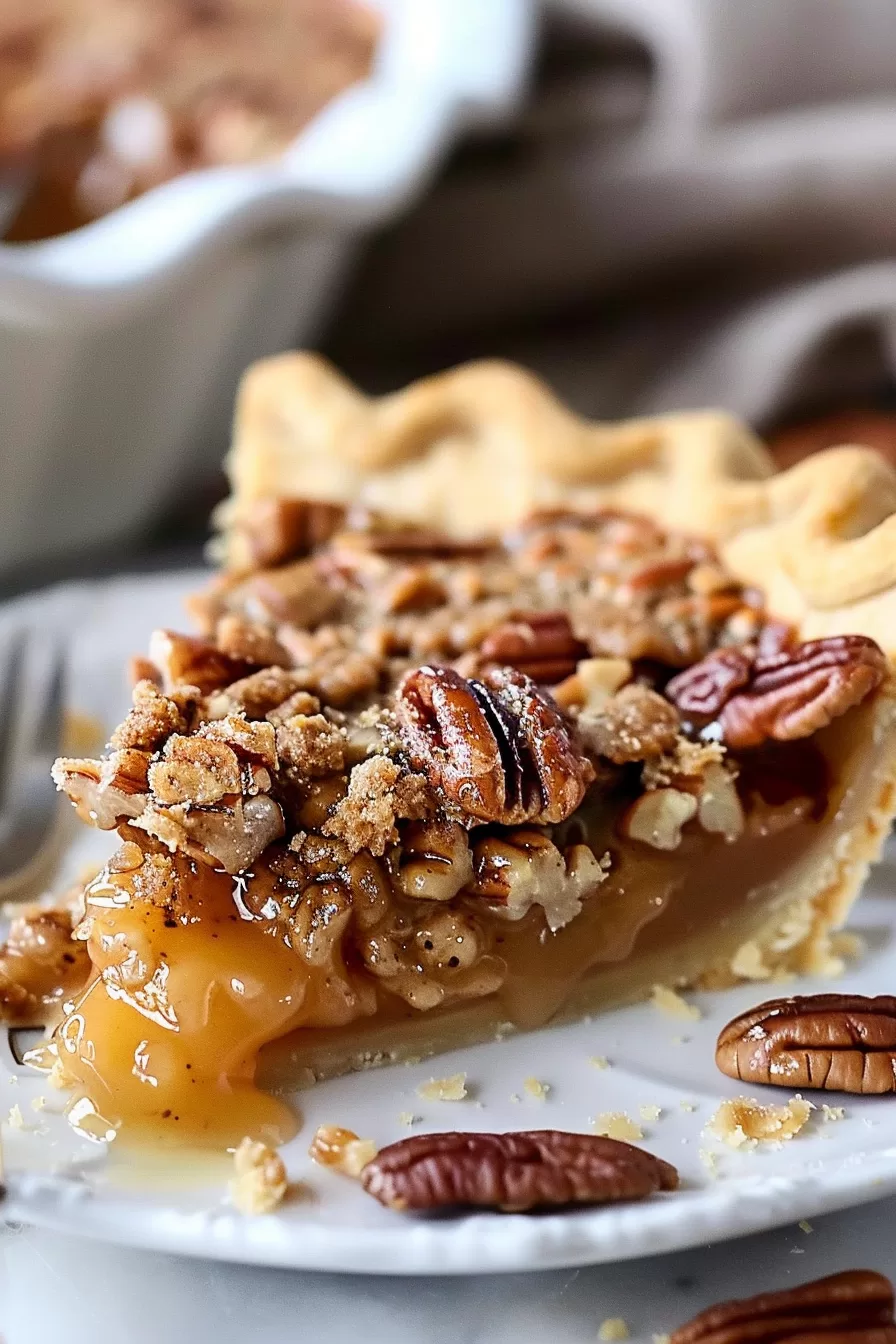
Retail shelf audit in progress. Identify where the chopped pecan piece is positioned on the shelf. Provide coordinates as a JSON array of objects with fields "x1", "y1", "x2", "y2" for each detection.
[
  {"x1": 396, "y1": 665, "x2": 593, "y2": 826},
  {"x1": 554, "y1": 657, "x2": 632, "y2": 712},
  {"x1": 361, "y1": 1130, "x2": 678, "y2": 1213},
  {"x1": 148, "y1": 629, "x2": 250, "y2": 694},
  {"x1": 334, "y1": 523, "x2": 493, "y2": 560},
  {"x1": 397, "y1": 820, "x2": 474, "y2": 902},
  {"x1": 288, "y1": 877, "x2": 354, "y2": 967},
  {"x1": 377, "y1": 564, "x2": 447, "y2": 614},
  {"x1": 235, "y1": 560, "x2": 341, "y2": 627},
  {"x1": 579, "y1": 684, "x2": 680, "y2": 764},
  {"x1": 234, "y1": 497, "x2": 347, "y2": 569},
  {"x1": 52, "y1": 752, "x2": 150, "y2": 829},
  {"x1": 716, "y1": 994, "x2": 896, "y2": 1094},
  {"x1": 720, "y1": 635, "x2": 887, "y2": 749},
  {"x1": 215, "y1": 614, "x2": 291, "y2": 668},
  {"x1": 670, "y1": 1271, "x2": 896, "y2": 1344},
  {"x1": 134, "y1": 793, "x2": 285, "y2": 874},
  {"x1": 478, "y1": 611, "x2": 587, "y2": 684},
  {"x1": 695, "y1": 762, "x2": 744, "y2": 841},
  {"x1": 271, "y1": 635, "x2": 381, "y2": 707},
  {"x1": 128, "y1": 656, "x2": 163, "y2": 688},
  {"x1": 621, "y1": 788, "x2": 698, "y2": 850},
  {"x1": 665, "y1": 648, "x2": 754, "y2": 719},
  {"x1": 207, "y1": 667, "x2": 310, "y2": 720},
  {"x1": 470, "y1": 828, "x2": 608, "y2": 932}
]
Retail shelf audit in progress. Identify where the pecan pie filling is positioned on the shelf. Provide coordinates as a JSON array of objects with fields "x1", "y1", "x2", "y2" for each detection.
[{"x1": 15, "y1": 506, "x2": 894, "y2": 1146}]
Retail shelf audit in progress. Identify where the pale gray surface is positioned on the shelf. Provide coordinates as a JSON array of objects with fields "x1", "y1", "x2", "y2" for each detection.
[
  {"x1": 3, "y1": 1201, "x2": 896, "y2": 1344},
  {"x1": 330, "y1": 0, "x2": 896, "y2": 423}
]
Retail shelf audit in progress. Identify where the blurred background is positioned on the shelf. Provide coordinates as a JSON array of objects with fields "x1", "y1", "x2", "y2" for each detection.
[{"x1": 3, "y1": 0, "x2": 896, "y2": 597}]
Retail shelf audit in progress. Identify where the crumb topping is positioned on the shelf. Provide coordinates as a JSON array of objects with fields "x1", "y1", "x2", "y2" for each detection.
[{"x1": 32, "y1": 503, "x2": 888, "y2": 1044}]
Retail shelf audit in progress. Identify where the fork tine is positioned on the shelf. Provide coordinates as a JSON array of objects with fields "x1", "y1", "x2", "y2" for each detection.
[
  {"x1": 0, "y1": 629, "x2": 28, "y2": 808},
  {"x1": 29, "y1": 639, "x2": 66, "y2": 763},
  {"x1": 0, "y1": 633, "x2": 68, "y2": 886}
]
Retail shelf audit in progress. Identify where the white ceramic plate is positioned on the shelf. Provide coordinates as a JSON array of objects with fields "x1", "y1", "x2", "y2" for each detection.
[{"x1": 3, "y1": 572, "x2": 896, "y2": 1275}]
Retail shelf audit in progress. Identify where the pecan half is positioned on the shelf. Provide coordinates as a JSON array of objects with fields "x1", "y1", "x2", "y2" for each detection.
[
  {"x1": 719, "y1": 635, "x2": 887, "y2": 750},
  {"x1": 361, "y1": 1130, "x2": 678, "y2": 1213},
  {"x1": 670, "y1": 1270, "x2": 896, "y2": 1344},
  {"x1": 478, "y1": 611, "x2": 587, "y2": 684},
  {"x1": 666, "y1": 647, "x2": 754, "y2": 719},
  {"x1": 395, "y1": 665, "x2": 593, "y2": 825},
  {"x1": 716, "y1": 994, "x2": 896, "y2": 1093}
]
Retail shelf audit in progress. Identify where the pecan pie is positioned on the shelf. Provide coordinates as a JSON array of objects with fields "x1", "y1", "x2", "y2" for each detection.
[{"x1": 7, "y1": 356, "x2": 896, "y2": 1149}]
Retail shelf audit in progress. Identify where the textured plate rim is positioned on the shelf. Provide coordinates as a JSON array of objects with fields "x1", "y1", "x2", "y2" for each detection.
[{"x1": 6, "y1": 1148, "x2": 896, "y2": 1276}]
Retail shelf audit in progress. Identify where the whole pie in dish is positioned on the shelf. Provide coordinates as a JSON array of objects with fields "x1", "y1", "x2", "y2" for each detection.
[
  {"x1": 1, "y1": 0, "x2": 379, "y2": 241},
  {"x1": 7, "y1": 356, "x2": 896, "y2": 1149}
]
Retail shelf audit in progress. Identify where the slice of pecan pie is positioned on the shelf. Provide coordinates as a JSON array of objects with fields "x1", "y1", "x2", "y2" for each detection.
[{"x1": 16, "y1": 356, "x2": 896, "y2": 1148}]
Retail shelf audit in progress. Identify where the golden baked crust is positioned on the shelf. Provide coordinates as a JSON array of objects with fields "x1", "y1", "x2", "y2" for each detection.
[
  {"x1": 220, "y1": 352, "x2": 896, "y2": 1003},
  {"x1": 223, "y1": 353, "x2": 896, "y2": 661}
]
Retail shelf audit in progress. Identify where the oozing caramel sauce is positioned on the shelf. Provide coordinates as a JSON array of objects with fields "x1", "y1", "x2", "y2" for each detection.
[
  {"x1": 52, "y1": 712, "x2": 867, "y2": 1150},
  {"x1": 55, "y1": 856, "x2": 375, "y2": 1147}
]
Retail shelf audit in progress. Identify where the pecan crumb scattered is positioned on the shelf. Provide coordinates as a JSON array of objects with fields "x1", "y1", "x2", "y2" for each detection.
[
  {"x1": 417, "y1": 1073, "x2": 468, "y2": 1102},
  {"x1": 592, "y1": 1112, "x2": 643, "y2": 1142},
  {"x1": 651, "y1": 985, "x2": 702, "y2": 1021},
  {"x1": 229, "y1": 1137, "x2": 288, "y2": 1215},
  {"x1": 598, "y1": 1320, "x2": 630, "y2": 1342},
  {"x1": 309, "y1": 1124, "x2": 377, "y2": 1178},
  {"x1": 706, "y1": 1095, "x2": 813, "y2": 1148},
  {"x1": 523, "y1": 1077, "x2": 550, "y2": 1102}
]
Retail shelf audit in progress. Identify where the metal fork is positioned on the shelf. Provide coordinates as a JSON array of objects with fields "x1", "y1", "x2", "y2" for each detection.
[{"x1": 0, "y1": 629, "x2": 67, "y2": 896}]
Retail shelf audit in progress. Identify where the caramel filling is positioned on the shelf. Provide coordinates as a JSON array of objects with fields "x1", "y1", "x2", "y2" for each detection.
[{"x1": 49, "y1": 699, "x2": 883, "y2": 1150}]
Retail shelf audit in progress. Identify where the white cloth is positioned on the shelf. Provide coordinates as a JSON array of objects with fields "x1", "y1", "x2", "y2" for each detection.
[{"x1": 326, "y1": 0, "x2": 896, "y2": 427}]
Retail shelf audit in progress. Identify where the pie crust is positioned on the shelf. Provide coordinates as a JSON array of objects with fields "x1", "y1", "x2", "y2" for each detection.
[
  {"x1": 222, "y1": 354, "x2": 896, "y2": 656},
  {"x1": 8, "y1": 354, "x2": 896, "y2": 1148}
]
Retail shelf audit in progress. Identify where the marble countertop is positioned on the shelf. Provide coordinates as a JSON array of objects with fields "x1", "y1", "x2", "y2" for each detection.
[{"x1": 3, "y1": 1200, "x2": 896, "y2": 1344}]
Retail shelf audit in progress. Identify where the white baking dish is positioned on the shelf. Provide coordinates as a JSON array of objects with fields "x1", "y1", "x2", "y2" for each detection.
[{"x1": 0, "y1": 0, "x2": 534, "y2": 578}]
